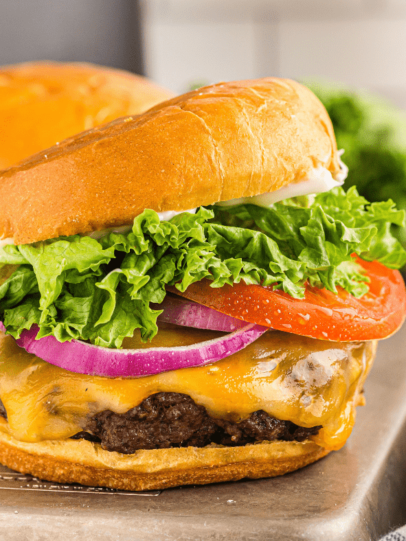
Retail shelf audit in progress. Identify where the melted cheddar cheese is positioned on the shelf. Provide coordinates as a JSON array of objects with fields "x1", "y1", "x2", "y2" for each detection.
[{"x1": 0, "y1": 325, "x2": 376, "y2": 451}]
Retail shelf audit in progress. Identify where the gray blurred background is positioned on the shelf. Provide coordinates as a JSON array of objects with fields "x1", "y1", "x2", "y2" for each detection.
[
  {"x1": 0, "y1": 0, "x2": 144, "y2": 74},
  {"x1": 0, "y1": 0, "x2": 405, "y2": 108},
  {"x1": 142, "y1": 0, "x2": 406, "y2": 108}
]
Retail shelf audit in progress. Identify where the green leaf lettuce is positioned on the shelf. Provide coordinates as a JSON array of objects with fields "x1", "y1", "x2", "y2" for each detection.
[{"x1": 0, "y1": 188, "x2": 404, "y2": 348}]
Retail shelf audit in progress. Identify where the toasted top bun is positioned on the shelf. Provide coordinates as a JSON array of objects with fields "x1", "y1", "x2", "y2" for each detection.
[
  {"x1": 0, "y1": 77, "x2": 340, "y2": 245},
  {"x1": 0, "y1": 61, "x2": 174, "y2": 170}
]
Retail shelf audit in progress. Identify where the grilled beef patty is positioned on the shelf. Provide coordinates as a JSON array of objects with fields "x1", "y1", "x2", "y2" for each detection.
[
  {"x1": 78, "y1": 392, "x2": 320, "y2": 453},
  {"x1": 0, "y1": 393, "x2": 321, "y2": 454}
]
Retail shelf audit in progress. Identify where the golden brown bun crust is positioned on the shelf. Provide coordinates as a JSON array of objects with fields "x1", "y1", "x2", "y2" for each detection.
[
  {"x1": 0, "y1": 427, "x2": 329, "y2": 490},
  {"x1": 0, "y1": 61, "x2": 174, "y2": 170},
  {"x1": 0, "y1": 78, "x2": 340, "y2": 245}
]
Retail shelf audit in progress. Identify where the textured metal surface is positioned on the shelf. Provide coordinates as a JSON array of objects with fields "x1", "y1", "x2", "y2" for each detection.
[
  {"x1": 1, "y1": 328, "x2": 406, "y2": 540},
  {"x1": 0, "y1": 467, "x2": 161, "y2": 496}
]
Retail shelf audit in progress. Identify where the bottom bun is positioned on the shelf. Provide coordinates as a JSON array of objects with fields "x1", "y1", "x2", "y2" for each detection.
[{"x1": 0, "y1": 422, "x2": 329, "y2": 490}]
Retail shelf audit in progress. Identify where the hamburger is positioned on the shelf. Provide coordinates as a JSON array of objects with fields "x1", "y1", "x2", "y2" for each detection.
[
  {"x1": 0, "y1": 61, "x2": 173, "y2": 169},
  {"x1": 0, "y1": 78, "x2": 404, "y2": 491}
]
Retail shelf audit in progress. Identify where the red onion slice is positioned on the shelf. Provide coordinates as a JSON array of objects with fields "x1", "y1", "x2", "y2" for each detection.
[
  {"x1": 4, "y1": 322, "x2": 268, "y2": 378},
  {"x1": 152, "y1": 296, "x2": 248, "y2": 332}
]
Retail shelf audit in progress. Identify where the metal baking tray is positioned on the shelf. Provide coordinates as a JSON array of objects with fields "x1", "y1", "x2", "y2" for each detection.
[{"x1": 1, "y1": 327, "x2": 406, "y2": 540}]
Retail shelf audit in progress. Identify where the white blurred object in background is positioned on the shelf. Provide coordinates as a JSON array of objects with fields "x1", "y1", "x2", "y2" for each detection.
[{"x1": 141, "y1": 0, "x2": 406, "y2": 108}]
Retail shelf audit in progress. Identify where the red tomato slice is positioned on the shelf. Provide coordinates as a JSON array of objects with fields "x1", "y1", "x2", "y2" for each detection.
[{"x1": 168, "y1": 259, "x2": 406, "y2": 342}]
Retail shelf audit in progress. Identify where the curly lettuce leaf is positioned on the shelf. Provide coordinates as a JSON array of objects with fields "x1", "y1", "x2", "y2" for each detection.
[
  {"x1": 211, "y1": 187, "x2": 406, "y2": 296},
  {"x1": 0, "y1": 187, "x2": 404, "y2": 348}
]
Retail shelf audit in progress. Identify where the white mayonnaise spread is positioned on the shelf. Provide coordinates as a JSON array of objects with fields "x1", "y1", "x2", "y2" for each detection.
[
  {"x1": 157, "y1": 209, "x2": 197, "y2": 221},
  {"x1": 0, "y1": 238, "x2": 13, "y2": 248},
  {"x1": 217, "y1": 159, "x2": 347, "y2": 209}
]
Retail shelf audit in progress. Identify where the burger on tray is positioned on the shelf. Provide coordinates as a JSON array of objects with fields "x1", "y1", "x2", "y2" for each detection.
[{"x1": 0, "y1": 78, "x2": 404, "y2": 491}]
